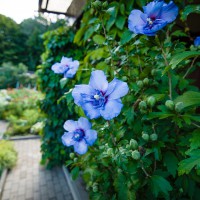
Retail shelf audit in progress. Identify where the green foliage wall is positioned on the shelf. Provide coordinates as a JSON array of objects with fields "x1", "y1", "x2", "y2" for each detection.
[
  {"x1": 37, "y1": 26, "x2": 84, "y2": 168},
  {"x1": 38, "y1": 0, "x2": 200, "y2": 199}
]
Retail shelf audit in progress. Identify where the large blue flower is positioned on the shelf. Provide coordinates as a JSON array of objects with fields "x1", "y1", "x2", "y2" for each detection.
[
  {"x1": 62, "y1": 117, "x2": 97, "y2": 155},
  {"x1": 72, "y1": 70, "x2": 129, "y2": 120},
  {"x1": 128, "y1": 0, "x2": 178, "y2": 36},
  {"x1": 51, "y1": 56, "x2": 79, "y2": 78},
  {"x1": 194, "y1": 36, "x2": 200, "y2": 47}
]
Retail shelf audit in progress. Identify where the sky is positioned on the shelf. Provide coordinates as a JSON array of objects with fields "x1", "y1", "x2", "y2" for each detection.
[{"x1": 0, "y1": 0, "x2": 39, "y2": 23}]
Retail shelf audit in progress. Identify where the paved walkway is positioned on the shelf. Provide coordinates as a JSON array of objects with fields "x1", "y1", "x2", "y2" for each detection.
[{"x1": 1, "y1": 139, "x2": 73, "y2": 200}]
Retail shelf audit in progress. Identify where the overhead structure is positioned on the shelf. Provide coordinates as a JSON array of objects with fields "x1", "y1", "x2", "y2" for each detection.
[{"x1": 38, "y1": 0, "x2": 87, "y2": 18}]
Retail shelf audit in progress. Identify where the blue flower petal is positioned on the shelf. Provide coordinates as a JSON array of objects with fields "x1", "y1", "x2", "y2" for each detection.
[
  {"x1": 128, "y1": 10, "x2": 146, "y2": 34},
  {"x1": 61, "y1": 57, "x2": 72, "y2": 64},
  {"x1": 143, "y1": 19, "x2": 167, "y2": 35},
  {"x1": 62, "y1": 132, "x2": 75, "y2": 147},
  {"x1": 143, "y1": 1, "x2": 164, "y2": 17},
  {"x1": 63, "y1": 120, "x2": 78, "y2": 132},
  {"x1": 160, "y1": 1, "x2": 178, "y2": 23},
  {"x1": 72, "y1": 85, "x2": 94, "y2": 106},
  {"x1": 85, "y1": 130, "x2": 97, "y2": 146},
  {"x1": 89, "y1": 70, "x2": 108, "y2": 92},
  {"x1": 74, "y1": 140, "x2": 88, "y2": 155},
  {"x1": 51, "y1": 63, "x2": 66, "y2": 74},
  {"x1": 82, "y1": 103, "x2": 101, "y2": 119},
  {"x1": 106, "y1": 78, "x2": 129, "y2": 100},
  {"x1": 78, "y1": 117, "x2": 92, "y2": 131},
  {"x1": 100, "y1": 99, "x2": 123, "y2": 120},
  {"x1": 64, "y1": 60, "x2": 79, "y2": 78},
  {"x1": 194, "y1": 36, "x2": 200, "y2": 47}
]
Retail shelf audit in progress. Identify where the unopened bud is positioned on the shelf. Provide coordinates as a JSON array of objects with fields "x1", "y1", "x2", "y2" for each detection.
[
  {"x1": 143, "y1": 78, "x2": 149, "y2": 85},
  {"x1": 130, "y1": 139, "x2": 138, "y2": 149},
  {"x1": 142, "y1": 132, "x2": 149, "y2": 141},
  {"x1": 73, "y1": 158, "x2": 78, "y2": 162},
  {"x1": 139, "y1": 101, "x2": 147, "y2": 110},
  {"x1": 136, "y1": 80, "x2": 144, "y2": 88},
  {"x1": 175, "y1": 102, "x2": 184, "y2": 112},
  {"x1": 69, "y1": 153, "x2": 75, "y2": 159},
  {"x1": 147, "y1": 96, "x2": 156, "y2": 107},
  {"x1": 165, "y1": 100, "x2": 174, "y2": 110},
  {"x1": 107, "y1": 148, "x2": 113, "y2": 156},
  {"x1": 132, "y1": 150, "x2": 140, "y2": 160},
  {"x1": 150, "y1": 133, "x2": 158, "y2": 141}
]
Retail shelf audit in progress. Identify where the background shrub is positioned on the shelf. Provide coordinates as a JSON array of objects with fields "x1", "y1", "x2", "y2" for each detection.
[{"x1": 0, "y1": 140, "x2": 17, "y2": 176}]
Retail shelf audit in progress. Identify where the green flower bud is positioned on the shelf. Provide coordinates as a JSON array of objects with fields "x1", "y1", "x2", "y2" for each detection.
[
  {"x1": 142, "y1": 133, "x2": 149, "y2": 141},
  {"x1": 102, "y1": 1, "x2": 108, "y2": 8},
  {"x1": 130, "y1": 139, "x2": 138, "y2": 149},
  {"x1": 165, "y1": 100, "x2": 174, "y2": 110},
  {"x1": 175, "y1": 102, "x2": 184, "y2": 112},
  {"x1": 147, "y1": 96, "x2": 156, "y2": 107},
  {"x1": 69, "y1": 153, "x2": 75, "y2": 159},
  {"x1": 107, "y1": 148, "x2": 113, "y2": 156},
  {"x1": 93, "y1": 186, "x2": 98, "y2": 192},
  {"x1": 132, "y1": 150, "x2": 141, "y2": 160},
  {"x1": 126, "y1": 144, "x2": 131, "y2": 149},
  {"x1": 150, "y1": 133, "x2": 158, "y2": 141},
  {"x1": 118, "y1": 168, "x2": 122, "y2": 173},
  {"x1": 139, "y1": 101, "x2": 147, "y2": 110},
  {"x1": 73, "y1": 158, "x2": 78, "y2": 162},
  {"x1": 143, "y1": 78, "x2": 149, "y2": 85},
  {"x1": 136, "y1": 80, "x2": 144, "y2": 88},
  {"x1": 91, "y1": 0, "x2": 101, "y2": 9}
]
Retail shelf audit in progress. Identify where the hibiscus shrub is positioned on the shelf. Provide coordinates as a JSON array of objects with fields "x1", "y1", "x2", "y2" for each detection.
[{"x1": 38, "y1": 0, "x2": 200, "y2": 199}]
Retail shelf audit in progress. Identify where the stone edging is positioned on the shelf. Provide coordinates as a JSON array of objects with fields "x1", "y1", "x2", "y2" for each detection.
[
  {"x1": 62, "y1": 166, "x2": 89, "y2": 200},
  {"x1": 9, "y1": 135, "x2": 40, "y2": 141},
  {"x1": 0, "y1": 169, "x2": 8, "y2": 199}
]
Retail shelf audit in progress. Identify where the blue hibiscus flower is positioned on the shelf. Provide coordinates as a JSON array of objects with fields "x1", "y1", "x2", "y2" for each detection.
[
  {"x1": 194, "y1": 36, "x2": 200, "y2": 47},
  {"x1": 51, "y1": 56, "x2": 79, "y2": 78},
  {"x1": 62, "y1": 117, "x2": 97, "y2": 155},
  {"x1": 128, "y1": 0, "x2": 178, "y2": 36},
  {"x1": 72, "y1": 70, "x2": 129, "y2": 120}
]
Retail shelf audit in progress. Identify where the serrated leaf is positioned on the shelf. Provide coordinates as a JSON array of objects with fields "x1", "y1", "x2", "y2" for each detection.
[
  {"x1": 174, "y1": 91, "x2": 200, "y2": 108},
  {"x1": 71, "y1": 166, "x2": 79, "y2": 180},
  {"x1": 93, "y1": 34, "x2": 105, "y2": 45},
  {"x1": 181, "y1": 5, "x2": 200, "y2": 20},
  {"x1": 189, "y1": 129, "x2": 200, "y2": 150},
  {"x1": 178, "y1": 150, "x2": 200, "y2": 175},
  {"x1": 149, "y1": 175, "x2": 172, "y2": 198},
  {"x1": 163, "y1": 151, "x2": 178, "y2": 178},
  {"x1": 169, "y1": 51, "x2": 200, "y2": 69}
]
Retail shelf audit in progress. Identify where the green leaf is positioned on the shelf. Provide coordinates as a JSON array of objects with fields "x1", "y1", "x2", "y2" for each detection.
[
  {"x1": 174, "y1": 91, "x2": 200, "y2": 108},
  {"x1": 178, "y1": 150, "x2": 200, "y2": 175},
  {"x1": 189, "y1": 129, "x2": 200, "y2": 150},
  {"x1": 114, "y1": 173, "x2": 128, "y2": 200},
  {"x1": 149, "y1": 175, "x2": 172, "y2": 198},
  {"x1": 169, "y1": 51, "x2": 200, "y2": 69},
  {"x1": 115, "y1": 15, "x2": 126, "y2": 30},
  {"x1": 181, "y1": 5, "x2": 200, "y2": 20},
  {"x1": 71, "y1": 166, "x2": 80, "y2": 180},
  {"x1": 147, "y1": 112, "x2": 174, "y2": 120},
  {"x1": 163, "y1": 151, "x2": 178, "y2": 178},
  {"x1": 120, "y1": 30, "x2": 137, "y2": 45},
  {"x1": 93, "y1": 34, "x2": 105, "y2": 45},
  {"x1": 59, "y1": 78, "x2": 68, "y2": 89}
]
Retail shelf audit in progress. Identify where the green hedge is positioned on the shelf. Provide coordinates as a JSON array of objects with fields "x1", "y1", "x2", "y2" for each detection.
[{"x1": 38, "y1": 0, "x2": 200, "y2": 199}]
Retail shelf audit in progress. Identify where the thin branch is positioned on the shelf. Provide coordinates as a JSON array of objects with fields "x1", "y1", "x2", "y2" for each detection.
[
  {"x1": 183, "y1": 56, "x2": 198, "y2": 79},
  {"x1": 192, "y1": 122, "x2": 200, "y2": 129},
  {"x1": 140, "y1": 161, "x2": 151, "y2": 178}
]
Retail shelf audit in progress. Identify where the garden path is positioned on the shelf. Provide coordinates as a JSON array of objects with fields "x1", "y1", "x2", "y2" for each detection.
[{"x1": 1, "y1": 139, "x2": 73, "y2": 200}]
